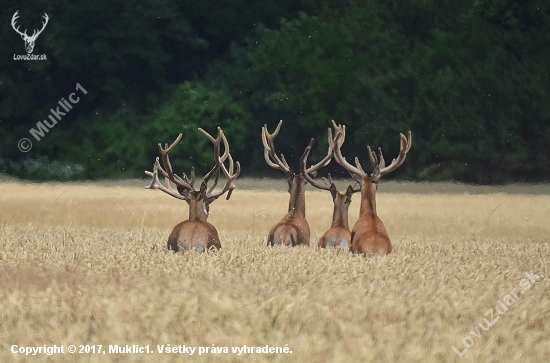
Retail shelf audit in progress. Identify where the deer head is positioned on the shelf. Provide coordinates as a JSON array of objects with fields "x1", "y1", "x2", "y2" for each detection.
[
  {"x1": 262, "y1": 120, "x2": 333, "y2": 209},
  {"x1": 300, "y1": 120, "x2": 361, "y2": 248},
  {"x1": 332, "y1": 129, "x2": 412, "y2": 255},
  {"x1": 333, "y1": 130, "x2": 412, "y2": 188},
  {"x1": 145, "y1": 127, "x2": 240, "y2": 221},
  {"x1": 300, "y1": 120, "x2": 360, "y2": 192},
  {"x1": 11, "y1": 11, "x2": 49, "y2": 54},
  {"x1": 261, "y1": 120, "x2": 333, "y2": 246}
]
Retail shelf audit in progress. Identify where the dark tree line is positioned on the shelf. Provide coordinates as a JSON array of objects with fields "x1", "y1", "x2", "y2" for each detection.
[{"x1": 1, "y1": 0, "x2": 549, "y2": 183}]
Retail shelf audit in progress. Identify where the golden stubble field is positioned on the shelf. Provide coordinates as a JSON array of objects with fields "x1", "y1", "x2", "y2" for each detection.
[{"x1": 0, "y1": 179, "x2": 549, "y2": 363}]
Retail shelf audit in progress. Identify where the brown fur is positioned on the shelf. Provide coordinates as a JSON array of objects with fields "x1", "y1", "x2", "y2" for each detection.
[
  {"x1": 267, "y1": 174, "x2": 310, "y2": 246},
  {"x1": 167, "y1": 183, "x2": 222, "y2": 252},
  {"x1": 350, "y1": 178, "x2": 392, "y2": 255},
  {"x1": 146, "y1": 128, "x2": 240, "y2": 253},
  {"x1": 167, "y1": 219, "x2": 220, "y2": 252},
  {"x1": 318, "y1": 185, "x2": 353, "y2": 249},
  {"x1": 318, "y1": 227, "x2": 351, "y2": 249},
  {"x1": 332, "y1": 128, "x2": 411, "y2": 255}
]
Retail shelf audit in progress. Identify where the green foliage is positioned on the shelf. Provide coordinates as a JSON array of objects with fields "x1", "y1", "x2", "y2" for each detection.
[
  {"x1": 207, "y1": 1, "x2": 550, "y2": 182},
  {"x1": 0, "y1": 157, "x2": 85, "y2": 181},
  {"x1": 207, "y1": 13, "x2": 364, "y2": 173},
  {"x1": 72, "y1": 107, "x2": 149, "y2": 179},
  {"x1": 1, "y1": 82, "x2": 249, "y2": 180},
  {"x1": 142, "y1": 82, "x2": 251, "y2": 176},
  {"x1": 1, "y1": 0, "x2": 549, "y2": 183}
]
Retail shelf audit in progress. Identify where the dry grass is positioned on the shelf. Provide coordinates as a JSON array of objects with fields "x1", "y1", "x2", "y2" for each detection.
[{"x1": 0, "y1": 179, "x2": 549, "y2": 363}]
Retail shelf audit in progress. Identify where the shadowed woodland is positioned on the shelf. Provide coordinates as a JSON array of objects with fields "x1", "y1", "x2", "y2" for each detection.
[{"x1": 1, "y1": 0, "x2": 549, "y2": 183}]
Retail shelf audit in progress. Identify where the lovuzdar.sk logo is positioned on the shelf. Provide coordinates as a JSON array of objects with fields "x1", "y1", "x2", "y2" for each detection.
[{"x1": 11, "y1": 10, "x2": 48, "y2": 61}]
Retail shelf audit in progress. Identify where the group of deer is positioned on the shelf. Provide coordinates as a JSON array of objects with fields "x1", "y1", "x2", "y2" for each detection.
[{"x1": 145, "y1": 121, "x2": 412, "y2": 255}]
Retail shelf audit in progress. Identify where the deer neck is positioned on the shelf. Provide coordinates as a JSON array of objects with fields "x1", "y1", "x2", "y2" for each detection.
[
  {"x1": 288, "y1": 175, "x2": 306, "y2": 216},
  {"x1": 188, "y1": 199, "x2": 209, "y2": 222},
  {"x1": 331, "y1": 197, "x2": 349, "y2": 229},
  {"x1": 359, "y1": 181, "x2": 377, "y2": 216}
]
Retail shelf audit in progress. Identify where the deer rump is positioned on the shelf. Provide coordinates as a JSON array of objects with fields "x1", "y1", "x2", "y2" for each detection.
[
  {"x1": 268, "y1": 223, "x2": 307, "y2": 247},
  {"x1": 145, "y1": 127, "x2": 241, "y2": 253},
  {"x1": 318, "y1": 227, "x2": 351, "y2": 249},
  {"x1": 350, "y1": 214, "x2": 392, "y2": 255},
  {"x1": 168, "y1": 220, "x2": 221, "y2": 252}
]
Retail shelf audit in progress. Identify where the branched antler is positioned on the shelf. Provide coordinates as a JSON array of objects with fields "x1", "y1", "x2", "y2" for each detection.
[
  {"x1": 301, "y1": 121, "x2": 361, "y2": 192},
  {"x1": 199, "y1": 128, "x2": 241, "y2": 201},
  {"x1": 333, "y1": 128, "x2": 412, "y2": 184},
  {"x1": 262, "y1": 120, "x2": 293, "y2": 176},
  {"x1": 145, "y1": 157, "x2": 188, "y2": 200},
  {"x1": 155, "y1": 133, "x2": 195, "y2": 194},
  {"x1": 145, "y1": 128, "x2": 240, "y2": 202}
]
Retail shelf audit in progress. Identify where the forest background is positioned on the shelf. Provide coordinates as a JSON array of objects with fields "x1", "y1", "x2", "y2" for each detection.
[{"x1": 1, "y1": 0, "x2": 548, "y2": 184}]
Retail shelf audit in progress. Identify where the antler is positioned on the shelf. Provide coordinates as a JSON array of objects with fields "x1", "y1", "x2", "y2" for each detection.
[
  {"x1": 145, "y1": 133, "x2": 195, "y2": 200},
  {"x1": 11, "y1": 11, "x2": 48, "y2": 39},
  {"x1": 206, "y1": 152, "x2": 241, "y2": 201},
  {"x1": 334, "y1": 129, "x2": 412, "y2": 183},
  {"x1": 333, "y1": 130, "x2": 367, "y2": 183},
  {"x1": 32, "y1": 13, "x2": 48, "y2": 39},
  {"x1": 145, "y1": 158, "x2": 188, "y2": 200},
  {"x1": 262, "y1": 120, "x2": 293, "y2": 176},
  {"x1": 371, "y1": 131, "x2": 412, "y2": 176},
  {"x1": 11, "y1": 11, "x2": 27, "y2": 37},
  {"x1": 145, "y1": 128, "x2": 241, "y2": 201},
  {"x1": 157, "y1": 134, "x2": 196, "y2": 191},
  {"x1": 300, "y1": 139, "x2": 332, "y2": 191},
  {"x1": 303, "y1": 123, "x2": 335, "y2": 175},
  {"x1": 299, "y1": 121, "x2": 340, "y2": 190},
  {"x1": 198, "y1": 127, "x2": 230, "y2": 186},
  {"x1": 302, "y1": 121, "x2": 361, "y2": 192},
  {"x1": 199, "y1": 127, "x2": 241, "y2": 201}
]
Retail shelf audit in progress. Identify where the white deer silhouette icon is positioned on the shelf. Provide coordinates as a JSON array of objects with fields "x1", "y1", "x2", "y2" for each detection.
[{"x1": 11, "y1": 11, "x2": 49, "y2": 54}]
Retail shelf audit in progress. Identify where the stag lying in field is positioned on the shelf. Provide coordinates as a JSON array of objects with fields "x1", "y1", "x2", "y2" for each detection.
[
  {"x1": 145, "y1": 127, "x2": 240, "y2": 252},
  {"x1": 262, "y1": 120, "x2": 333, "y2": 246},
  {"x1": 299, "y1": 121, "x2": 360, "y2": 249},
  {"x1": 333, "y1": 130, "x2": 412, "y2": 255}
]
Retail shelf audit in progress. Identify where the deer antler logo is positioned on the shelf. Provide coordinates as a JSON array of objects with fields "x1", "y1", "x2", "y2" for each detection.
[{"x1": 11, "y1": 10, "x2": 49, "y2": 54}]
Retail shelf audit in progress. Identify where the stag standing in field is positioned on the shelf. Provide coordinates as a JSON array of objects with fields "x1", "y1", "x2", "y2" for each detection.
[
  {"x1": 299, "y1": 121, "x2": 360, "y2": 249},
  {"x1": 333, "y1": 129, "x2": 412, "y2": 255},
  {"x1": 262, "y1": 120, "x2": 333, "y2": 246},
  {"x1": 145, "y1": 127, "x2": 240, "y2": 252}
]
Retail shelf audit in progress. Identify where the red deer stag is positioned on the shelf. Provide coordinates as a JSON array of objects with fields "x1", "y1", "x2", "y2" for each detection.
[
  {"x1": 262, "y1": 120, "x2": 333, "y2": 246},
  {"x1": 145, "y1": 127, "x2": 240, "y2": 252},
  {"x1": 299, "y1": 121, "x2": 361, "y2": 249},
  {"x1": 333, "y1": 130, "x2": 412, "y2": 255}
]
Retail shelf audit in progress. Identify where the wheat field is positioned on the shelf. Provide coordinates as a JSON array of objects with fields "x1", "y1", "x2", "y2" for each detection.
[{"x1": 0, "y1": 179, "x2": 549, "y2": 363}]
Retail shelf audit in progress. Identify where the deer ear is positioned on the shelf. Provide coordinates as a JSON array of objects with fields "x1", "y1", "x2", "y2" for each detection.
[
  {"x1": 199, "y1": 181, "x2": 208, "y2": 196},
  {"x1": 329, "y1": 183, "x2": 338, "y2": 200},
  {"x1": 176, "y1": 186, "x2": 191, "y2": 200},
  {"x1": 345, "y1": 185, "x2": 354, "y2": 203}
]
